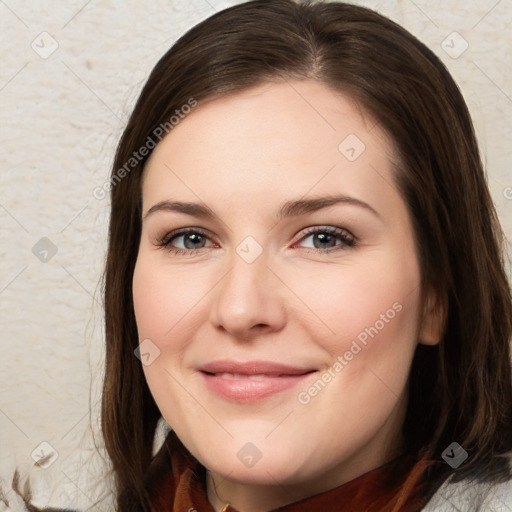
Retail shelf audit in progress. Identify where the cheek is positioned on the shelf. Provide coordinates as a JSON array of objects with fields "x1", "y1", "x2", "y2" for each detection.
[
  {"x1": 289, "y1": 259, "x2": 421, "y2": 449},
  {"x1": 132, "y1": 255, "x2": 210, "y2": 343},
  {"x1": 289, "y1": 252, "x2": 422, "y2": 389},
  {"x1": 132, "y1": 255, "x2": 216, "y2": 427},
  {"x1": 133, "y1": 260, "x2": 194, "y2": 433}
]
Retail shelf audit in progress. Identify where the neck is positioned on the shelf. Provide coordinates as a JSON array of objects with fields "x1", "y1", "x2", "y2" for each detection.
[{"x1": 206, "y1": 471, "x2": 309, "y2": 512}]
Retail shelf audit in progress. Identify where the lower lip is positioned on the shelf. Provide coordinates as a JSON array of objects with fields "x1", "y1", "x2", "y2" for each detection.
[{"x1": 201, "y1": 372, "x2": 314, "y2": 402}]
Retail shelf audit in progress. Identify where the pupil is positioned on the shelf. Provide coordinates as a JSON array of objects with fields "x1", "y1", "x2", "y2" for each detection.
[
  {"x1": 184, "y1": 233, "x2": 204, "y2": 249},
  {"x1": 314, "y1": 232, "x2": 334, "y2": 249}
]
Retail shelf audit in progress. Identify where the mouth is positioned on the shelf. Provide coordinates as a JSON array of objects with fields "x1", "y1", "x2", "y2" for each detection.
[{"x1": 198, "y1": 360, "x2": 317, "y2": 402}]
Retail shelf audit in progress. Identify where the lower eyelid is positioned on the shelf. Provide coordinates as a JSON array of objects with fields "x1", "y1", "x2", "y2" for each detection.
[{"x1": 296, "y1": 236, "x2": 354, "y2": 252}]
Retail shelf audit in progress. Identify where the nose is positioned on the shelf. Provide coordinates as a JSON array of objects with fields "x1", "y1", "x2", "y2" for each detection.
[{"x1": 209, "y1": 248, "x2": 287, "y2": 341}]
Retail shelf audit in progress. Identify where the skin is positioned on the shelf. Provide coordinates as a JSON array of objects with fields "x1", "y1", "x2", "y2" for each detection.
[{"x1": 132, "y1": 80, "x2": 443, "y2": 512}]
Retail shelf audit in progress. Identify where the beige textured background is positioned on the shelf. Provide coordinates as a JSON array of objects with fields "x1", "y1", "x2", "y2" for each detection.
[{"x1": 0, "y1": 0, "x2": 511, "y2": 510}]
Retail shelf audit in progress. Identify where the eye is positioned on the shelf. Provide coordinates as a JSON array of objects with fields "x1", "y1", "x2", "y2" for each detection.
[
  {"x1": 158, "y1": 228, "x2": 216, "y2": 256},
  {"x1": 157, "y1": 225, "x2": 356, "y2": 256},
  {"x1": 294, "y1": 226, "x2": 355, "y2": 253}
]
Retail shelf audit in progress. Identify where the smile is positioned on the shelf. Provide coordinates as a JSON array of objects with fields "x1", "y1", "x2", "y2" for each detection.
[{"x1": 198, "y1": 360, "x2": 316, "y2": 402}]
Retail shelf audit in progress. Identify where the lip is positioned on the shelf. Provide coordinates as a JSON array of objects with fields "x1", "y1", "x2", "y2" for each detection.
[{"x1": 198, "y1": 360, "x2": 316, "y2": 402}]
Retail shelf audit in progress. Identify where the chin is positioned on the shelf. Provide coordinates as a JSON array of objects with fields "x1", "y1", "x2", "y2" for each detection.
[{"x1": 186, "y1": 430, "x2": 317, "y2": 485}]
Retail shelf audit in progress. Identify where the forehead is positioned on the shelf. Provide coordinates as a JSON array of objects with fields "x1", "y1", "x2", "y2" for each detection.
[{"x1": 141, "y1": 80, "x2": 402, "y2": 220}]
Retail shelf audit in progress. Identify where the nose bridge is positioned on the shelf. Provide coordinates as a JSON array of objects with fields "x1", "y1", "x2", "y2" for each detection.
[
  {"x1": 229, "y1": 249, "x2": 266, "y2": 295},
  {"x1": 209, "y1": 238, "x2": 287, "y2": 337}
]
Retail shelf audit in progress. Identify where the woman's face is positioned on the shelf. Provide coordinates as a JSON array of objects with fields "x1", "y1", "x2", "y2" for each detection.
[{"x1": 133, "y1": 80, "x2": 438, "y2": 496}]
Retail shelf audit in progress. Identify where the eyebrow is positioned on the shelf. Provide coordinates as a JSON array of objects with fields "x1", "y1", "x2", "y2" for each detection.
[{"x1": 143, "y1": 194, "x2": 381, "y2": 222}]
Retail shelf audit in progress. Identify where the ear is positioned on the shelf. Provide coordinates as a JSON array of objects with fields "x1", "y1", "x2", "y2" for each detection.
[{"x1": 418, "y1": 288, "x2": 447, "y2": 346}]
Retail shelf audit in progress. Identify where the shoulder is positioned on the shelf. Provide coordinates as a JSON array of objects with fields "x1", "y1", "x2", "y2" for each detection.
[{"x1": 422, "y1": 453, "x2": 512, "y2": 511}]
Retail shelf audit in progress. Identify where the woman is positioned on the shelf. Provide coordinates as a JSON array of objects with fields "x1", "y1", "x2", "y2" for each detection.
[{"x1": 4, "y1": 0, "x2": 512, "y2": 510}]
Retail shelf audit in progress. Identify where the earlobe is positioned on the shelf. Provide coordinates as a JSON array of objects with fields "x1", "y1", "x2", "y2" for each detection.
[{"x1": 418, "y1": 290, "x2": 447, "y2": 346}]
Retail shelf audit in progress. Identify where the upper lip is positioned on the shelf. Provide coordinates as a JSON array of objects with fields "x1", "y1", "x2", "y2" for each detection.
[{"x1": 199, "y1": 360, "x2": 316, "y2": 376}]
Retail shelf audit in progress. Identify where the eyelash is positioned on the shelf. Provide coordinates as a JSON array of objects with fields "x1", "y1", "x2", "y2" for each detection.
[{"x1": 157, "y1": 226, "x2": 356, "y2": 257}]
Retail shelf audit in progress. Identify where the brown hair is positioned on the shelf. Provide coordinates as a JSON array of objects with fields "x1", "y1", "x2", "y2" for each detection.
[{"x1": 100, "y1": 0, "x2": 512, "y2": 510}]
